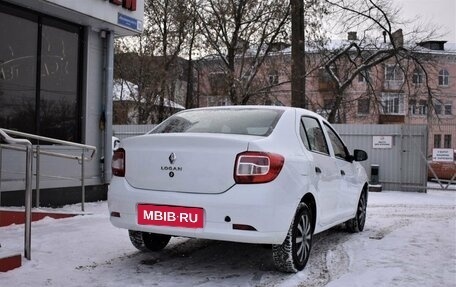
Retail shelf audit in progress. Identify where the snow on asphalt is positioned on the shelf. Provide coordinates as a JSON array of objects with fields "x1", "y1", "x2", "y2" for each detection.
[{"x1": 1, "y1": 189, "x2": 455, "y2": 287}]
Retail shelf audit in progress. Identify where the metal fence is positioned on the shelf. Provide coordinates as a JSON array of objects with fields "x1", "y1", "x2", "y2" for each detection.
[
  {"x1": 113, "y1": 125, "x2": 156, "y2": 140},
  {"x1": 334, "y1": 124, "x2": 428, "y2": 192},
  {"x1": 114, "y1": 124, "x2": 440, "y2": 192}
]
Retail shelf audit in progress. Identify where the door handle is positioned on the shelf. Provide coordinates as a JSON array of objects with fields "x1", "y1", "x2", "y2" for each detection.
[
  {"x1": 315, "y1": 166, "x2": 322, "y2": 174},
  {"x1": 340, "y1": 170, "x2": 345, "y2": 176}
]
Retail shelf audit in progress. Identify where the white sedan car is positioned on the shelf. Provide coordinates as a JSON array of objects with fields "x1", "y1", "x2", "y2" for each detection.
[{"x1": 108, "y1": 106, "x2": 368, "y2": 272}]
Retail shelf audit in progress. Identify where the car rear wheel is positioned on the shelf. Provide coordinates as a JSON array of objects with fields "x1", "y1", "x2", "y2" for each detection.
[
  {"x1": 272, "y1": 202, "x2": 313, "y2": 273},
  {"x1": 128, "y1": 230, "x2": 171, "y2": 251},
  {"x1": 346, "y1": 191, "x2": 367, "y2": 233}
]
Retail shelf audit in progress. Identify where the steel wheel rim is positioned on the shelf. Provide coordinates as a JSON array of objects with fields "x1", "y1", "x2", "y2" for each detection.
[{"x1": 295, "y1": 212, "x2": 311, "y2": 263}]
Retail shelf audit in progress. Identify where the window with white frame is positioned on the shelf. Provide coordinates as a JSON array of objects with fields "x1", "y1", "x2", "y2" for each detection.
[
  {"x1": 438, "y1": 69, "x2": 449, "y2": 86},
  {"x1": 381, "y1": 93, "x2": 404, "y2": 114},
  {"x1": 409, "y1": 99, "x2": 427, "y2": 115},
  {"x1": 434, "y1": 134, "x2": 441, "y2": 148},
  {"x1": 268, "y1": 70, "x2": 279, "y2": 85},
  {"x1": 434, "y1": 102, "x2": 453, "y2": 115},
  {"x1": 435, "y1": 103, "x2": 442, "y2": 115},
  {"x1": 358, "y1": 69, "x2": 371, "y2": 83},
  {"x1": 444, "y1": 134, "x2": 452, "y2": 148},
  {"x1": 412, "y1": 68, "x2": 424, "y2": 84},
  {"x1": 217, "y1": 97, "x2": 230, "y2": 106},
  {"x1": 207, "y1": 96, "x2": 231, "y2": 107},
  {"x1": 385, "y1": 65, "x2": 404, "y2": 81},
  {"x1": 444, "y1": 103, "x2": 452, "y2": 115},
  {"x1": 357, "y1": 98, "x2": 370, "y2": 114},
  {"x1": 208, "y1": 71, "x2": 226, "y2": 93}
]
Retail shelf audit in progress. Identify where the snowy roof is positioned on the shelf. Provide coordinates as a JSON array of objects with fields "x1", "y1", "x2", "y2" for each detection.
[{"x1": 113, "y1": 79, "x2": 185, "y2": 110}]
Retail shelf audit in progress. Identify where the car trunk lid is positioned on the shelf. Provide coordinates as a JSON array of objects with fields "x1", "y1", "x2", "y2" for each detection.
[{"x1": 123, "y1": 133, "x2": 256, "y2": 194}]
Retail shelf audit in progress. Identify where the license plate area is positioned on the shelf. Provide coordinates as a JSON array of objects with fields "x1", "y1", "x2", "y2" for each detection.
[{"x1": 138, "y1": 204, "x2": 204, "y2": 228}]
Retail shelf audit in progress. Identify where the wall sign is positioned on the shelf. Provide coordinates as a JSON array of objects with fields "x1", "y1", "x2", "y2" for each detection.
[
  {"x1": 432, "y1": 148, "x2": 454, "y2": 162},
  {"x1": 118, "y1": 13, "x2": 142, "y2": 30},
  {"x1": 372, "y1": 136, "x2": 393, "y2": 149}
]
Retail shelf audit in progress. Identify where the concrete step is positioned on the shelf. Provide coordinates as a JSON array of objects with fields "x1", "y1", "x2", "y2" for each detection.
[
  {"x1": 0, "y1": 249, "x2": 21, "y2": 272},
  {"x1": 0, "y1": 209, "x2": 85, "y2": 227}
]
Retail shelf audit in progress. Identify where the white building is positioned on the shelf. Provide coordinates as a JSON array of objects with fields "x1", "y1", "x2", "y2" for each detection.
[{"x1": 0, "y1": 0, "x2": 144, "y2": 206}]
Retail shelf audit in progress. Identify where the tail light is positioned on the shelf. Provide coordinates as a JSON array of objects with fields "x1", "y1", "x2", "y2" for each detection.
[
  {"x1": 234, "y1": 151, "x2": 284, "y2": 184},
  {"x1": 112, "y1": 148, "x2": 125, "y2": 177}
]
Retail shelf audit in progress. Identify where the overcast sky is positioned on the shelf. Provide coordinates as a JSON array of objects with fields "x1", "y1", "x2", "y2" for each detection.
[{"x1": 397, "y1": 0, "x2": 456, "y2": 43}]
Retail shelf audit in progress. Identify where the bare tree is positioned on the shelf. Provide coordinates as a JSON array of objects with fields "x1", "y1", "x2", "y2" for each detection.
[
  {"x1": 114, "y1": 0, "x2": 195, "y2": 123},
  {"x1": 309, "y1": 0, "x2": 441, "y2": 123},
  {"x1": 196, "y1": 0, "x2": 291, "y2": 105}
]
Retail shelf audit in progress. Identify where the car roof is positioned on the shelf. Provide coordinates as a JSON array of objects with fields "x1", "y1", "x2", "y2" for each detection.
[{"x1": 178, "y1": 105, "x2": 325, "y2": 121}]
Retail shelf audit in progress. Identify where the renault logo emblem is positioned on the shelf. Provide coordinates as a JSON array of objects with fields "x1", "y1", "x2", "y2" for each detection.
[{"x1": 169, "y1": 152, "x2": 177, "y2": 164}]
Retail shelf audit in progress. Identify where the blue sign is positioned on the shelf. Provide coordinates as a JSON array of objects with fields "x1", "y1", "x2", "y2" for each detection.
[{"x1": 118, "y1": 13, "x2": 140, "y2": 30}]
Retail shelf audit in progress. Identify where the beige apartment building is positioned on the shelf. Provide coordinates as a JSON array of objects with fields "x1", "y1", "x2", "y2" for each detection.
[{"x1": 197, "y1": 40, "x2": 456, "y2": 155}]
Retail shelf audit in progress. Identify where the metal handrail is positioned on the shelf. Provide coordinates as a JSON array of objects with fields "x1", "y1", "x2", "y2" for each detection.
[
  {"x1": 0, "y1": 128, "x2": 96, "y2": 158},
  {"x1": 0, "y1": 128, "x2": 97, "y2": 261},
  {"x1": 0, "y1": 129, "x2": 33, "y2": 260},
  {"x1": 0, "y1": 144, "x2": 93, "y2": 161},
  {"x1": 0, "y1": 128, "x2": 97, "y2": 210}
]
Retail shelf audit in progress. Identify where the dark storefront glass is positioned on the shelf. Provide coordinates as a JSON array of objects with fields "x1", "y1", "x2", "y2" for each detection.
[
  {"x1": 40, "y1": 21, "x2": 81, "y2": 142},
  {"x1": 0, "y1": 10, "x2": 37, "y2": 135},
  {"x1": 0, "y1": 3, "x2": 82, "y2": 142}
]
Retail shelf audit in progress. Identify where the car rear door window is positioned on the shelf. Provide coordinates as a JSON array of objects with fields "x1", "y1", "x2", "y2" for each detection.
[{"x1": 301, "y1": 117, "x2": 329, "y2": 155}]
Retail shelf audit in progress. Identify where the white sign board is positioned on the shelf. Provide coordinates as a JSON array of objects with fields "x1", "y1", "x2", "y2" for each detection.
[
  {"x1": 432, "y1": 148, "x2": 454, "y2": 162},
  {"x1": 372, "y1": 136, "x2": 393, "y2": 149}
]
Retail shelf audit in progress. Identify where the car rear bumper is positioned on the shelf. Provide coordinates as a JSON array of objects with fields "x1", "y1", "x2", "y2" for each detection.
[{"x1": 108, "y1": 177, "x2": 301, "y2": 244}]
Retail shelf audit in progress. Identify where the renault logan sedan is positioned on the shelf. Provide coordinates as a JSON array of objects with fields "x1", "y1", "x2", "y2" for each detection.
[{"x1": 108, "y1": 106, "x2": 368, "y2": 273}]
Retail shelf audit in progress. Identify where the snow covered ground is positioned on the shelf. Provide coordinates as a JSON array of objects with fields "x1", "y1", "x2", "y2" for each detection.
[{"x1": 1, "y1": 189, "x2": 455, "y2": 287}]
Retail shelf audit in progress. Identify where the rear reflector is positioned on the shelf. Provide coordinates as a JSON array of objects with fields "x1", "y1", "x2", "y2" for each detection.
[
  {"x1": 234, "y1": 151, "x2": 284, "y2": 184},
  {"x1": 233, "y1": 224, "x2": 257, "y2": 231}
]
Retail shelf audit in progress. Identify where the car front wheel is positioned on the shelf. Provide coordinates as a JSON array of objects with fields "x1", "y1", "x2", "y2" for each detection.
[
  {"x1": 272, "y1": 202, "x2": 313, "y2": 273},
  {"x1": 128, "y1": 230, "x2": 171, "y2": 251}
]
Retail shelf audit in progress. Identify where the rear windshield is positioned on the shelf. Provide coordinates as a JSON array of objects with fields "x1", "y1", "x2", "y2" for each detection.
[{"x1": 150, "y1": 108, "x2": 284, "y2": 136}]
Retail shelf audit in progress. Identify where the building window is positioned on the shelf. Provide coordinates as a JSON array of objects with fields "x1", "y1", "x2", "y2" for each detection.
[
  {"x1": 358, "y1": 69, "x2": 371, "y2": 83},
  {"x1": 357, "y1": 98, "x2": 370, "y2": 114},
  {"x1": 412, "y1": 68, "x2": 424, "y2": 84},
  {"x1": 434, "y1": 134, "x2": 441, "y2": 148},
  {"x1": 0, "y1": 3, "x2": 82, "y2": 142},
  {"x1": 208, "y1": 71, "x2": 226, "y2": 94},
  {"x1": 409, "y1": 100, "x2": 427, "y2": 115},
  {"x1": 444, "y1": 134, "x2": 452, "y2": 148},
  {"x1": 434, "y1": 102, "x2": 452, "y2": 115},
  {"x1": 207, "y1": 96, "x2": 230, "y2": 107},
  {"x1": 268, "y1": 70, "x2": 279, "y2": 85},
  {"x1": 444, "y1": 104, "x2": 452, "y2": 115},
  {"x1": 382, "y1": 93, "x2": 404, "y2": 115},
  {"x1": 385, "y1": 65, "x2": 404, "y2": 81},
  {"x1": 435, "y1": 103, "x2": 442, "y2": 115},
  {"x1": 438, "y1": 69, "x2": 449, "y2": 86}
]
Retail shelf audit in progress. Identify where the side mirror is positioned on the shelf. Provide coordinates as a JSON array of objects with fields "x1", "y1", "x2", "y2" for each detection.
[{"x1": 353, "y1": 149, "x2": 368, "y2": 162}]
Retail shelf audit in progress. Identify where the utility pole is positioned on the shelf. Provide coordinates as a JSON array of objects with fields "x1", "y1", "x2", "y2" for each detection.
[{"x1": 291, "y1": 0, "x2": 306, "y2": 108}]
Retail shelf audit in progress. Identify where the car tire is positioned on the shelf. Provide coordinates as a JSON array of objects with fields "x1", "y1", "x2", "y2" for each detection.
[
  {"x1": 128, "y1": 230, "x2": 171, "y2": 252},
  {"x1": 272, "y1": 202, "x2": 313, "y2": 273},
  {"x1": 346, "y1": 191, "x2": 367, "y2": 233}
]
